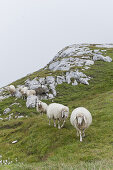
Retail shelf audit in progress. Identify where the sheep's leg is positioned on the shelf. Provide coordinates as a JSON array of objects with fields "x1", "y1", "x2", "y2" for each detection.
[
  {"x1": 49, "y1": 119, "x2": 51, "y2": 126},
  {"x1": 82, "y1": 129, "x2": 85, "y2": 137},
  {"x1": 79, "y1": 131, "x2": 82, "y2": 142},
  {"x1": 77, "y1": 130, "x2": 79, "y2": 137},
  {"x1": 61, "y1": 120, "x2": 66, "y2": 128},
  {"x1": 54, "y1": 119, "x2": 56, "y2": 127},
  {"x1": 58, "y1": 120, "x2": 61, "y2": 129}
]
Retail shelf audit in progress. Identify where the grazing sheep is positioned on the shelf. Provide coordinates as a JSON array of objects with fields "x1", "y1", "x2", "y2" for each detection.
[
  {"x1": 47, "y1": 103, "x2": 69, "y2": 129},
  {"x1": 19, "y1": 87, "x2": 28, "y2": 99},
  {"x1": 7, "y1": 85, "x2": 16, "y2": 96},
  {"x1": 26, "y1": 90, "x2": 36, "y2": 97},
  {"x1": 70, "y1": 107, "x2": 92, "y2": 142},
  {"x1": 36, "y1": 100, "x2": 48, "y2": 115}
]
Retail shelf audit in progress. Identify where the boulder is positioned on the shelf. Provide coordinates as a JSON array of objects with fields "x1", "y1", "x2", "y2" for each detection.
[
  {"x1": 93, "y1": 54, "x2": 112, "y2": 62},
  {"x1": 15, "y1": 90, "x2": 22, "y2": 98},
  {"x1": 3, "y1": 108, "x2": 11, "y2": 115},
  {"x1": 26, "y1": 95, "x2": 38, "y2": 108}
]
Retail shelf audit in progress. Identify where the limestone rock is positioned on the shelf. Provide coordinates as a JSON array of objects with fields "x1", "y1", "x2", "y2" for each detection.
[{"x1": 26, "y1": 95, "x2": 38, "y2": 108}]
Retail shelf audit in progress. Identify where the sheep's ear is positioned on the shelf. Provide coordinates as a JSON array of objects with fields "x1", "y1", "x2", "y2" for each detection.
[{"x1": 83, "y1": 116, "x2": 87, "y2": 123}]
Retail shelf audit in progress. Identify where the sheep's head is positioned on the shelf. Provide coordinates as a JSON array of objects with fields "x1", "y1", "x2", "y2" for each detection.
[
  {"x1": 61, "y1": 107, "x2": 69, "y2": 119},
  {"x1": 37, "y1": 101, "x2": 42, "y2": 109}
]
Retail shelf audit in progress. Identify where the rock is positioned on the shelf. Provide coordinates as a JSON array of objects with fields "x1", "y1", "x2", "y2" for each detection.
[
  {"x1": 26, "y1": 95, "x2": 38, "y2": 108},
  {"x1": 93, "y1": 54, "x2": 112, "y2": 62},
  {"x1": 3, "y1": 108, "x2": 11, "y2": 115},
  {"x1": 66, "y1": 71, "x2": 76, "y2": 84},
  {"x1": 25, "y1": 79, "x2": 41, "y2": 90},
  {"x1": 96, "y1": 44, "x2": 113, "y2": 48},
  {"x1": 48, "y1": 94, "x2": 54, "y2": 99},
  {"x1": 14, "y1": 90, "x2": 22, "y2": 98},
  {"x1": 56, "y1": 76, "x2": 65, "y2": 84},
  {"x1": 94, "y1": 49, "x2": 100, "y2": 53},
  {"x1": 72, "y1": 80, "x2": 78, "y2": 86},
  {"x1": 85, "y1": 60, "x2": 94, "y2": 66},
  {"x1": 78, "y1": 78, "x2": 89, "y2": 85},
  {"x1": 49, "y1": 61, "x2": 60, "y2": 70},
  {"x1": 39, "y1": 78, "x2": 45, "y2": 85},
  {"x1": 46, "y1": 76, "x2": 55, "y2": 84},
  {"x1": 12, "y1": 140, "x2": 18, "y2": 144},
  {"x1": 0, "y1": 95, "x2": 11, "y2": 101}
]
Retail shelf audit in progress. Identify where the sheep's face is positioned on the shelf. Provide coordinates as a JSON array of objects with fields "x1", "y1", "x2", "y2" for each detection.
[
  {"x1": 61, "y1": 108, "x2": 69, "y2": 119},
  {"x1": 37, "y1": 101, "x2": 42, "y2": 109}
]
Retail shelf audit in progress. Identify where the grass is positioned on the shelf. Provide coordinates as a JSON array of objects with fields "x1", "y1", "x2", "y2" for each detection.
[{"x1": 0, "y1": 45, "x2": 113, "y2": 169}]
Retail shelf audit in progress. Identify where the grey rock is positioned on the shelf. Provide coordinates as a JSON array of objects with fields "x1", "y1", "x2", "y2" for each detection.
[
  {"x1": 26, "y1": 95, "x2": 38, "y2": 108},
  {"x1": 46, "y1": 76, "x2": 55, "y2": 84},
  {"x1": 93, "y1": 54, "x2": 112, "y2": 62},
  {"x1": 48, "y1": 94, "x2": 54, "y2": 99},
  {"x1": 78, "y1": 78, "x2": 89, "y2": 85},
  {"x1": 25, "y1": 79, "x2": 41, "y2": 90},
  {"x1": 85, "y1": 60, "x2": 94, "y2": 66},
  {"x1": 39, "y1": 78, "x2": 45, "y2": 85},
  {"x1": 49, "y1": 61, "x2": 60, "y2": 70},
  {"x1": 3, "y1": 108, "x2": 11, "y2": 115},
  {"x1": 15, "y1": 90, "x2": 22, "y2": 98},
  {"x1": 56, "y1": 76, "x2": 65, "y2": 84}
]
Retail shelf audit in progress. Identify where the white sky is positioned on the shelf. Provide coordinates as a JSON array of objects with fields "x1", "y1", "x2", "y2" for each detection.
[{"x1": 0, "y1": 0, "x2": 113, "y2": 88}]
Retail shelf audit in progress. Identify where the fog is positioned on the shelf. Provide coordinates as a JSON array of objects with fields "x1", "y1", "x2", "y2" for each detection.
[{"x1": 0, "y1": 0, "x2": 113, "y2": 87}]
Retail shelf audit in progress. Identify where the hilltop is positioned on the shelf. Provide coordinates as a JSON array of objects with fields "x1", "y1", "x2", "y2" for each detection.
[{"x1": 0, "y1": 44, "x2": 113, "y2": 169}]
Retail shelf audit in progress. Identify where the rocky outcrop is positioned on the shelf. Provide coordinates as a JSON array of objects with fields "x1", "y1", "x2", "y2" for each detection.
[{"x1": 0, "y1": 44, "x2": 112, "y2": 101}]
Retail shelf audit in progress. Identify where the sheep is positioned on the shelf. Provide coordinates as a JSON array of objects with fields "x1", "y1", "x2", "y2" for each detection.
[
  {"x1": 19, "y1": 87, "x2": 28, "y2": 99},
  {"x1": 7, "y1": 85, "x2": 16, "y2": 96},
  {"x1": 70, "y1": 107, "x2": 92, "y2": 142},
  {"x1": 26, "y1": 90, "x2": 36, "y2": 97},
  {"x1": 47, "y1": 103, "x2": 69, "y2": 129},
  {"x1": 36, "y1": 100, "x2": 48, "y2": 115}
]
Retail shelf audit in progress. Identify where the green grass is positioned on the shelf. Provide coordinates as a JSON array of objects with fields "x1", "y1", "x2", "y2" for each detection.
[{"x1": 0, "y1": 45, "x2": 113, "y2": 169}]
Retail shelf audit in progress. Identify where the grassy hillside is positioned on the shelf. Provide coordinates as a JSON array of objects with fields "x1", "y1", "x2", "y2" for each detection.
[{"x1": 0, "y1": 45, "x2": 113, "y2": 169}]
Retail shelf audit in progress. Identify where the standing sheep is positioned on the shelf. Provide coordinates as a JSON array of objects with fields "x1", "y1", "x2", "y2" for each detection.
[
  {"x1": 36, "y1": 100, "x2": 48, "y2": 115},
  {"x1": 7, "y1": 85, "x2": 16, "y2": 96},
  {"x1": 47, "y1": 103, "x2": 69, "y2": 129},
  {"x1": 19, "y1": 87, "x2": 28, "y2": 99},
  {"x1": 70, "y1": 107, "x2": 92, "y2": 142}
]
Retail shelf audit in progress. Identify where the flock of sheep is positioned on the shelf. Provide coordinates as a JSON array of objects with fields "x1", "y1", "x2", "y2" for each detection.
[{"x1": 7, "y1": 85, "x2": 92, "y2": 142}]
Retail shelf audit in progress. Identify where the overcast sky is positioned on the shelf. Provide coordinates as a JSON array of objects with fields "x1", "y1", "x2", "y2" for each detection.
[{"x1": 0, "y1": 0, "x2": 113, "y2": 88}]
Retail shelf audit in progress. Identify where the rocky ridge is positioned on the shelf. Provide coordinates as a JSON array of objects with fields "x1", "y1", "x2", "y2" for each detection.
[{"x1": 0, "y1": 44, "x2": 113, "y2": 103}]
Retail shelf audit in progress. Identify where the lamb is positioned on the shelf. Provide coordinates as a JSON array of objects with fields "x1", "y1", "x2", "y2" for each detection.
[
  {"x1": 7, "y1": 85, "x2": 16, "y2": 96},
  {"x1": 26, "y1": 90, "x2": 36, "y2": 97},
  {"x1": 47, "y1": 103, "x2": 69, "y2": 129},
  {"x1": 70, "y1": 107, "x2": 92, "y2": 142},
  {"x1": 36, "y1": 100, "x2": 48, "y2": 115}
]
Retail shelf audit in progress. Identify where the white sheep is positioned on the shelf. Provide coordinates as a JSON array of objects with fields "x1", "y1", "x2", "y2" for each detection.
[
  {"x1": 70, "y1": 107, "x2": 92, "y2": 142},
  {"x1": 47, "y1": 103, "x2": 69, "y2": 129},
  {"x1": 36, "y1": 100, "x2": 48, "y2": 115},
  {"x1": 26, "y1": 90, "x2": 36, "y2": 97},
  {"x1": 19, "y1": 87, "x2": 28, "y2": 99},
  {"x1": 7, "y1": 85, "x2": 16, "y2": 96}
]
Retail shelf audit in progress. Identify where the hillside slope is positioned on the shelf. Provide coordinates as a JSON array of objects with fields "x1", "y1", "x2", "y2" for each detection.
[{"x1": 0, "y1": 44, "x2": 113, "y2": 169}]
